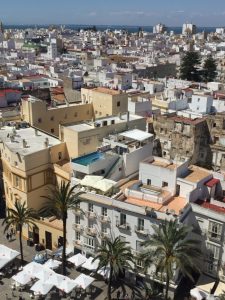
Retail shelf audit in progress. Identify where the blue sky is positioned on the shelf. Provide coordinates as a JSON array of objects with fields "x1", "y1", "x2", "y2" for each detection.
[{"x1": 1, "y1": 0, "x2": 225, "y2": 26}]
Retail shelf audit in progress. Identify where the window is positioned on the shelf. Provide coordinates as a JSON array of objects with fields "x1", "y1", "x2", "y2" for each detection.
[
  {"x1": 120, "y1": 213, "x2": 126, "y2": 226},
  {"x1": 15, "y1": 176, "x2": 20, "y2": 188},
  {"x1": 58, "y1": 152, "x2": 62, "y2": 160},
  {"x1": 102, "y1": 207, "x2": 107, "y2": 217},
  {"x1": 102, "y1": 225, "x2": 107, "y2": 233},
  {"x1": 88, "y1": 220, "x2": 94, "y2": 228},
  {"x1": 207, "y1": 242, "x2": 220, "y2": 261},
  {"x1": 50, "y1": 116, "x2": 54, "y2": 121},
  {"x1": 162, "y1": 181, "x2": 168, "y2": 187},
  {"x1": 88, "y1": 203, "x2": 93, "y2": 212},
  {"x1": 51, "y1": 128, "x2": 54, "y2": 133},
  {"x1": 103, "y1": 121, "x2": 107, "y2": 126},
  {"x1": 117, "y1": 101, "x2": 120, "y2": 107},
  {"x1": 87, "y1": 238, "x2": 95, "y2": 248},
  {"x1": 14, "y1": 161, "x2": 18, "y2": 167},
  {"x1": 102, "y1": 240, "x2": 107, "y2": 247},
  {"x1": 137, "y1": 218, "x2": 144, "y2": 231},
  {"x1": 75, "y1": 216, "x2": 80, "y2": 224},
  {"x1": 208, "y1": 221, "x2": 222, "y2": 241},
  {"x1": 76, "y1": 232, "x2": 80, "y2": 241},
  {"x1": 111, "y1": 120, "x2": 115, "y2": 125},
  {"x1": 147, "y1": 179, "x2": 151, "y2": 185},
  {"x1": 38, "y1": 118, "x2": 42, "y2": 123},
  {"x1": 136, "y1": 240, "x2": 144, "y2": 252}
]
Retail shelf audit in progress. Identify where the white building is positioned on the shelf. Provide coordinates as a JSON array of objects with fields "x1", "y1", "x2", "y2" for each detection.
[
  {"x1": 153, "y1": 23, "x2": 167, "y2": 34},
  {"x1": 182, "y1": 23, "x2": 197, "y2": 35},
  {"x1": 188, "y1": 94, "x2": 213, "y2": 114}
]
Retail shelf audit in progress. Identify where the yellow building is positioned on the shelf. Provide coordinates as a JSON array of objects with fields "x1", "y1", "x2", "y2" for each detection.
[
  {"x1": 81, "y1": 87, "x2": 128, "y2": 118},
  {"x1": 60, "y1": 113, "x2": 146, "y2": 158},
  {"x1": 21, "y1": 96, "x2": 93, "y2": 137},
  {"x1": 0, "y1": 125, "x2": 68, "y2": 250}
]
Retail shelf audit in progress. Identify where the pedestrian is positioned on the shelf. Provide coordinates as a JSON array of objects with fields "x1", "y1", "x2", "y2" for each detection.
[
  {"x1": 6, "y1": 233, "x2": 9, "y2": 241},
  {"x1": 10, "y1": 227, "x2": 14, "y2": 236},
  {"x1": 116, "y1": 290, "x2": 121, "y2": 300}
]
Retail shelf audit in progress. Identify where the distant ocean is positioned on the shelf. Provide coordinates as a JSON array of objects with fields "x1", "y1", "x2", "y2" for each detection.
[{"x1": 4, "y1": 24, "x2": 219, "y2": 34}]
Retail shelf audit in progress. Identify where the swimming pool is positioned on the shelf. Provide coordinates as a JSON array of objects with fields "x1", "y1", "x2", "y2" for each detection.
[{"x1": 72, "y1": 151, "x2": 104, "y2": 166}]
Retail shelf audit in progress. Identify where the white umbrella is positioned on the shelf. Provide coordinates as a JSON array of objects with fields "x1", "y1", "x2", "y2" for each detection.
[
  {"x1": 68, "y1": 254, "x2": 87, "y2": 268},
  {"x1": 74, "y1": 274, "x2": 94, "y2": 290},
  {"x1": 58, "y1": 278, "x2": 77, "y2": 294},
  {"x1": 23, "y1": 262, "x2": 43, "y2": 276},
  {"x1": 190, "y1": 288, "x2": 205, "y2": 300},
  {"x1": 35, "y1": 267, "x2": 55, "y2": 281},
  {"x1": 81, "y1": 257, "x2": 99, "y2": 271},
  {"x1": 48, "y1": 273, "x2": 67, "y2": 286},
  {"x1": 30, "y1": 280, "x2": 54, "y2": 295},
  {"x1": 97, "y1": 266, "x2": 110, "y2": 279},
  {"x1": 0, "y1": 245, "x2": 20, "y2": 270},
  {"x1": 44, "y1": 259, "x2": 62, "y2": 270},
  {"x1": 12, "y1": 271, "x2": 32, "y2": 286}
]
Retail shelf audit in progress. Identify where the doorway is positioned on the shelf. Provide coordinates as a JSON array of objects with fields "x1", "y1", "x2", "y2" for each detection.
[{"x1": 45, "y1": 231, "x2": 52, "y2": 250}]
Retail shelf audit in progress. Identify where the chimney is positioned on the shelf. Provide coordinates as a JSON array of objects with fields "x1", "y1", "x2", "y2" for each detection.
[
  {"x1": 44, "y1": 138, "x2": 49, "y2": 148},
  {"x1": 22, "y1": 139, "x2": 27, "y2": 148}
]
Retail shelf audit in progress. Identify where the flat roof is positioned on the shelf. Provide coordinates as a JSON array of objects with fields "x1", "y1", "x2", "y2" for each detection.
[
  {"x1": 0, "y1": 126, "x2": 61, "y2": 156},
  {"x1": 93, "y1": 87, "x2": 122, "y2": 95},
  {"x1": 143, "y1": 157, "x2": 179, "y2": 170},
  {"x1": 183, "y1": 165, "x2": 210, "y2": 183},
  {"x1": 119, "y1": 129, "x2": 153, "y2": 142}
]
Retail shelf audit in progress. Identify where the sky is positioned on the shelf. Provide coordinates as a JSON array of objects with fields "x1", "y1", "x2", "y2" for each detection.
[{"x1": 1, "y1": 0, "x2": 225, "y2": 26}]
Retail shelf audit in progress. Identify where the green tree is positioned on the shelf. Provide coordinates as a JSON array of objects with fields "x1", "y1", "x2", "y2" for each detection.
[
  {"x1": 2, "y1": 201, "x2": 38, "y2": 264},
  {"x1": 94, "y1": 237, "x2": 134, "y2": 300},
  {"x1": 202, "y1": 56, "x2": 217, "y2": 82},
  {"x1": 40, "y1": 182, "x2": 82, "y2": 275},
  {"x1": 142, "y1": 220, "x2": 201, "y2": 300},
  {"x1": 180, "y1": 51, "x2": 201, "y2": 82}
]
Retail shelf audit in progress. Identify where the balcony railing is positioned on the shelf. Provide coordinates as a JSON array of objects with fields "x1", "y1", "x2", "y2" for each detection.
[
  {"x1": 116, "y1": 221, "x2": 131, "y2": 231},
  {"x1": 73, "y1": 240, "x2": 82, "y2": 248},
  {"x1": 135, "y1": 225, "x2": 149, "y2": 236},
  {"x1": 99, "y1": 232, "x2": 110, "y2": 239},
  {"x1": 73, "y1": 209, "x2": 82, "y2": 216},
  {"x1": 84, "y1": 227, "x2": 97, "y2": 237},
  {"x1": 72, "y1": 223, "x2": 84, "y2": 232},
  {"x1": 99, "y1": 215, "x2": 111, "y2": 223},
  {"x1": 85, "y1": 211, "x2": 97, "y2": 219},
  {"x1": 207, "y1": 232, "x2": 222, "y2": 243}
]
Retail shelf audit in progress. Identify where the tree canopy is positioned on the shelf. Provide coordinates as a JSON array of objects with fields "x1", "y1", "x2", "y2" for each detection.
[{"x1": 180, "y1": 51, "x2": 201, "y2": 82}]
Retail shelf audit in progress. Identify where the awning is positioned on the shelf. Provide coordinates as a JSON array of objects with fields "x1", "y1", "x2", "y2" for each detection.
[
  {"x1": 214, "y1": 281, "x2": 225, "y2": 297},
  {"x1": 44, "y1": 259, "x2": 62, "y2": 270},
  {"x1": 12, "y1": 271, "x2": 32, "y2": 286},
  {"x1": 80, "y1": 175, "x2": 103, "y2": 188},
  {"x1": 81, "y1": 257, "x2": 99, "y2": 271},
  {"x1": 196, "y1": 274, "x2": 216, "y2": 295},
  {"x1": 93, "y1": 179, "x2": 116, "y2": 193},
  {"x1": 74, "y1": 274, "x2": 94, "y2": 290},
  {"x1": 190, "y1": 288, "x2": 207, "y2": 300},
  {"x1": 30, "y1": 280, "x2": 54, "y2": 296},
  {"x1": 68, "y1": 253, "x2": 87, "y2": 268},
  {"x1": 57, "y1": 278, "x2": 77, "y2": 294},
  {"x1": 205, "y1": 178, "x2": 220, "y2": 188},
  {"x1": 0, "y1": 244, "x2": 20, "y2": 270}
]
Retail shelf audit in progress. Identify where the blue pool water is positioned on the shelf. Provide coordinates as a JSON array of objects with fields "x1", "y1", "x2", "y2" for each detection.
[{"x1": 72, "y1": 151, "x2": 104, "y2": 166}]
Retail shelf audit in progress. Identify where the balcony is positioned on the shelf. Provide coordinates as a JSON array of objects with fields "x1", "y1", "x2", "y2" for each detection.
[
  {"x1": 116, "y1": 221, "x2": 131, "y2": 231},
  {"x1": 85, "y1": 211, "x2": 97, "y2": 219},
  {"x1": 207, "y1": 232, "x2": 222, "y2": 243},
  {"x1": 99, "y1": 232, "x2": 110, "y2": 240},
  {"x1": 135, "y1": 226, "x2": 149, "y2": 237},
  {"x1": 84, "y1": 227, "x2": 97, "y2": 237},
  {"x1": 72, "y1": 223, "x2": 83, "y2": 232},
  {"x1": 73, "y1": 240, "x2": 82, "y2": 249},
  {"x1": 99, "y1": 215, "x2": 111, "y2": 223},
  {"x1": 73, "y1": 209, "x2": 83, "y2": 216}
]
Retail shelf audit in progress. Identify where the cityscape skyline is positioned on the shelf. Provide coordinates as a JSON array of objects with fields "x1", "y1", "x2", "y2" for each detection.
[{"x1": 1, "y1": 0, "x2": 225, "y2": 26}]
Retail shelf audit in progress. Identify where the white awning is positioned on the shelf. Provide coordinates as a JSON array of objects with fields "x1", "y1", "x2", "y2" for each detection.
[
  {"x1": 74, "y1": 274, "x2": 94, "y2": 290},
  {"x1": 30, "y1": 280, "x2": 54, "y2": 295},
  {"x1": 43, "y1": 259, "x2": 62, "y2": 270},
  {"x1": 47, "y1": 273, "x2": 67, "y2": 286},
  {"x1": 23, "y1": 262, "x2": 43, "y2": 276},
  {"x1": 80, "y1": 175, "x2": 103, "y2": 188},
  {"x1": 68, "y1": 253, "x2": 87, "y2": 268},
  {"x1": 93, "y1": 179, "x2": 116, "y2": 193},
  {"x1": 214, "y1": 281, "x2": 225, "y2": 297},
  {"x1": 12, "y1": 271, "x2": 32, "y2": 286},
  {"x1": 0, "y1": 244, "x2": 20, "y2": 270},
  {"x1": 197, "y1": 274, "x2": 216, "y2": 295},
  {"x1": 81, "y1": 257, "x2": 99, "y2": 271},
  {"x1": 57, "y1": 278, "x2": 77, "y2": 294},
  {"x1": 35, "y1": 267, "x2": 55, "y2": 281},
  {"x1": 119, "y1": 129, "x2": 153, "y2": 142}
]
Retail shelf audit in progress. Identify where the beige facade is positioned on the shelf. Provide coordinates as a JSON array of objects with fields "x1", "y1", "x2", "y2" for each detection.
[
  {"x1": 0, "y1": 126, "x2": 70, "y2": 249},
  {"x1": 21, "y1": 96, "x2": 93, "y2": 136},
  {"x1": 81, "y1": 87, "x2": 128, "y2": 118},
  {"x1": 60, "y1": 113, "x2": 146, "y2": 158}
]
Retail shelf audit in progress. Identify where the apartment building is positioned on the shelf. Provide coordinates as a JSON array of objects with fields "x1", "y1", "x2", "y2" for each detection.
[
  {"x1": 21, "y1": 96, "x2": 93, "y2": 136},
  {"x1": 151, "y1": 114, "x2": 212, "y2": 168},
  {"x1": 81, "y1": 87, "x2": 128, "y2": 118},
  {"x1": 60, "y1": 113, "x2": 146, "y2": 158},
  {"x1": 0, "y1": 125, "x2": 68, "y2": 250}
]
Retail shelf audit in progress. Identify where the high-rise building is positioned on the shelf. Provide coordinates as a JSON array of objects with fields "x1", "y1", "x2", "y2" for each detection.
[{"x1": 182, "y1": 23, "x2": 197, "y2": 35}]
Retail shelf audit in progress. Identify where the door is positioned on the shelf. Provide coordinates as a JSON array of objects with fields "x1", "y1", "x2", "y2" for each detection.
[
  {"x1": 33, "y1": 228, "x2": 39, "y2": 244},
  {"x1": 45, "y1": 231, "x2": 52, "y2": 250}
]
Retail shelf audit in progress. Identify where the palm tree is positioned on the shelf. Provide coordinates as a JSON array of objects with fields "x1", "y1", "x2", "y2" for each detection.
[
  {"x1": 94, "y1": 237, "x2": 134, "y2": 300},
  {"x1": 142, "y1": 220, "x2": 201, "y2": 300},
  {"x1": 219, "y1": 292, "x2": 225, "y2": 300},
  {"x1": 40, "y1": 182, "x2": 82, "y2": 275},
  {"x1": 2, "y1": 201, "x2": 38, "y2": 264}
]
